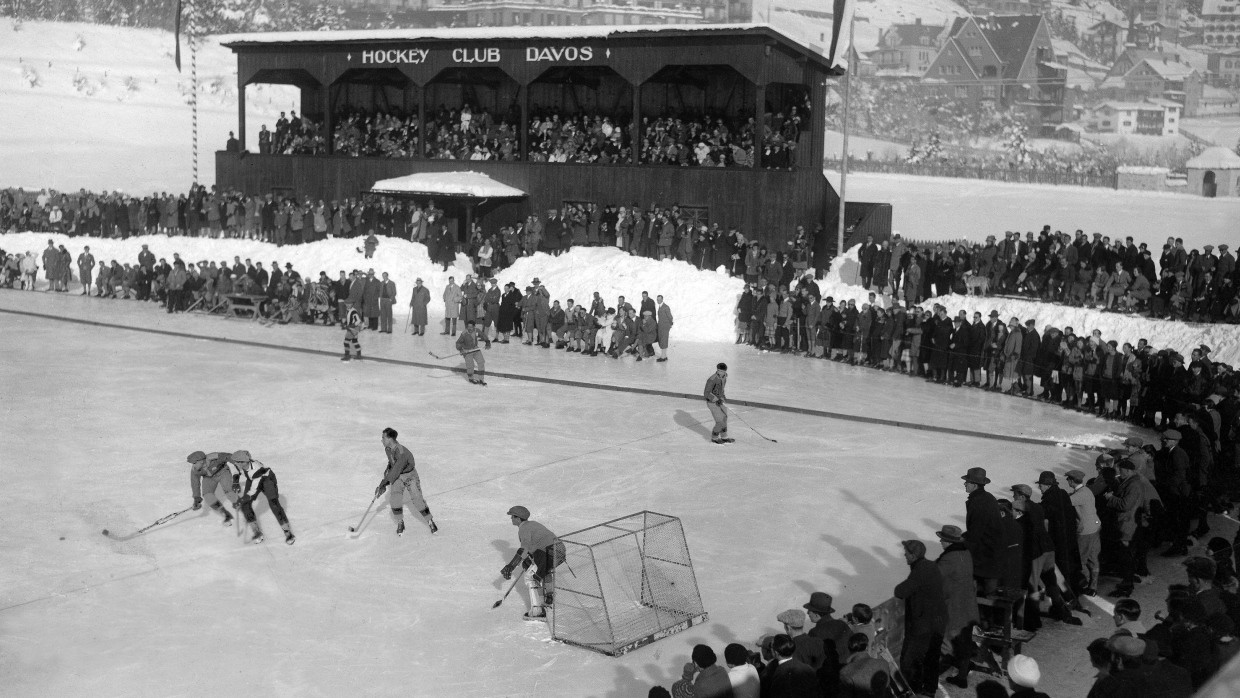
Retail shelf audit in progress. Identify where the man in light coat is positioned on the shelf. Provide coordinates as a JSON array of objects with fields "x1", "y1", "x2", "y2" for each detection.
[{"x1": 656, "y1": 295, "x2": 674, "y2": 362}]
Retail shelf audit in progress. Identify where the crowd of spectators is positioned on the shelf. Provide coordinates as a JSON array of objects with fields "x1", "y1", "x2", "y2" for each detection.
[
  {"x1": 648, "y1": 436, "x2": 1240, "y2": 697},
  {"x1": 850, "y1": 231, "x2": 1240, "y2": 324},
  {"x1": 255, "y1": 110, "x2": 326, "y2": 155},
  {"x1": 241, "y1": 103, "x2": 808, "y2": 169}
]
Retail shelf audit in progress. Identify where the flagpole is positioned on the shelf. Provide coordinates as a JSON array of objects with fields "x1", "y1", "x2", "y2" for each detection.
[
  {"x1": 188, "y1": 0, "x2": 199, "y2": 186},
  {"x1": 835, "y1": 12, "x2": 855, "y2": 268}
]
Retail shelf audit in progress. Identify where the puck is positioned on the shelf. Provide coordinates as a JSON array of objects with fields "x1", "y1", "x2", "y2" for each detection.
[
  {"x1": 101, "y1": 528, "x2": 109, "y2": 535},
  {"x1": 60, "y1": 536, "x2": 66, "y2": 540},
  {"x1": 348, "y1": 526, "x2": 356, "y2": 532}
]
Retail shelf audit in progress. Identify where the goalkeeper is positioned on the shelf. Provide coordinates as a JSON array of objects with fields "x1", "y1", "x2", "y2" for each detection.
[{"x1": 500, "y1": 506, "x2": 565, "y2": 621}]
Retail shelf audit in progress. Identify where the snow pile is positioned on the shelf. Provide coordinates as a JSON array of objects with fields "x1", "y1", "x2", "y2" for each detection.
[
  {"x1": 818, "y1": 245, "x2": 1240, "y2": 367},
  {"x1": 494, "y1": 247, "x2": 745, "y2": 342},
  {"x1": 0, "y1": 232, "x2": 746, "y2": 341},
  {"x1": 371, "y1": 171, "x2": 526, "y2": 198}
]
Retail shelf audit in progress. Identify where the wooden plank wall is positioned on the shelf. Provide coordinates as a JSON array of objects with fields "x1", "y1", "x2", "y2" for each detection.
[{"x1": 216, "y1": 152, "x2": 829, "y2": 248}]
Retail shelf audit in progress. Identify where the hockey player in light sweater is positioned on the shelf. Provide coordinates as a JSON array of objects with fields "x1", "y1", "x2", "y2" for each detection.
[{"x1": 500, "y1": 506, "x2": 565, "y2": 621}]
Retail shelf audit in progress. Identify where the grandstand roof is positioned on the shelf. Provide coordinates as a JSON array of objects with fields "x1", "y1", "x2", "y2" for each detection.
[{"x1": 218, "y1": 23, "x2": 831, "y2": 68}]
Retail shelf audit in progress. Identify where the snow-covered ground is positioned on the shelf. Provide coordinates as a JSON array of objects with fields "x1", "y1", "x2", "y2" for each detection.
[
  {"x1": 0, "y1": 18, "x2": 294, "y2": 194},
  {"x1": 1, "y1": 282, "x2": 1131, "y2": 697}
]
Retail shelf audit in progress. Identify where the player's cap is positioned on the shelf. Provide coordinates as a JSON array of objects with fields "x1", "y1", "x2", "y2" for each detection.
[
  {"x1": 231, "y1": 450, "x2": 253, "y2": 464},
  {"x1": 717, "y1": 362, "x2": 728, "y2": 371},
  {"x1": 507, "y1": 505, "x2": 530, "y2": 520},
  {"x1": 186, "y1": 451, "x2": 206, "y2": 463}
]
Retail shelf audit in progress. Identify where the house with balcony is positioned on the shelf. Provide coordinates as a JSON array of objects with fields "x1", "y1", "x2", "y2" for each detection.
[
  {"x1": 1208, "y1": 48, "x2": 1240, "y2": 87},
  {"x1": 1088, "y1": 100, "x2": 1181, "y2": 135},
  {"x1": 921, "y1": 14, "x2": 1066, "y2": 134},
  {"x1": 870, "y1": 19, "x2": 945, "y2": 76}
]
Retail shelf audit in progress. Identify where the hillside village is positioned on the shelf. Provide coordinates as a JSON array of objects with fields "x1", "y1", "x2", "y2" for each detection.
[{"x1": 851, "y1": 0, "x2": 1239, "y2": 145}]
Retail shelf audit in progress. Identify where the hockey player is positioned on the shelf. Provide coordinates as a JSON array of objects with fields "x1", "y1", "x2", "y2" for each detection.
[
  {"x1": 228, "y1": 450, "x2": 295, "y2": 545},
  {"x1": 341, "y1": 301, "x2": 363, "y2": 361},
  {"x1": 704, "y1": 362, "x2": 733, "y2": 444},
  {"x1": 186, "y1": 450, "x2": 237, "y2": 527},
  {"x1": 455, "y1": 319, "x2": 487, "y2": 385},
  {"x1": 374, "y1": 427, "x2": 439, "y2": 536},
  {"x1": 500, "y1": 506, "x2": 566, "y2": 621}
]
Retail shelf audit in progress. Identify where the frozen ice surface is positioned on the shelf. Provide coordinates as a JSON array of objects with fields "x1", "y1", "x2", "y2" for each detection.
[{"x1": 2, "y1": 288, "x2": 1134, "y2": 697}]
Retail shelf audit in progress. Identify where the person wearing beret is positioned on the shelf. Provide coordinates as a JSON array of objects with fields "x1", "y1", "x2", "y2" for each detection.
[{"x1": 185, "y1": 450, "x2": 237, "y2": 528}]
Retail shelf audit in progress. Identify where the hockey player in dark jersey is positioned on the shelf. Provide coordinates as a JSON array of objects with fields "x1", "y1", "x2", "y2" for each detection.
[
  {"x1": 186, "y1": 450, "x2": 237, "y2": 528},
  {"x1": 455, "y1": 320, "x2": 487, "y2": 385},
  {"x1": 228, "y1": 450, "x2": 295, "y2": 545},
  {"x1": 374, "y1": 427, "x2": 439, "y2": 536},
  {"x1": 500, "y1": 505, "x2": 566, "y2": 620},
  {"x1": 341, "y1": 301, "x2": 363, "y2": 361}
]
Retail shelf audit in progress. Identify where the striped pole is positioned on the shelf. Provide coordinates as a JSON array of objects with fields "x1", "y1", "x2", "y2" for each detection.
[{"x1": 188, "y1": 0, "x2": 199, "y2": 186}]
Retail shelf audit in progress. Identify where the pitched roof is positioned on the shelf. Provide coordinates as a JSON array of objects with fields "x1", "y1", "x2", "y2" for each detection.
[
  {"x1": 1186, "y1": 146, "x2": 1240, "y2": 170},
  {"x1": 884, "y1": 22, "x2": 945, "y2": 48},
  {"x1": 971, "y1": 15, "x2": 1044, "y2": 80},
  {"x1": 1201, "y1": 0, "x2": 1239, "y2": 16},
  {"x1": 1130, "y1": 57, "x2": 1197, "y2": 80}
]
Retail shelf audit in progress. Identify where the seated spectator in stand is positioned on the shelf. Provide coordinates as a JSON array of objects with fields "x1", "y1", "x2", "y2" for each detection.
[{"x1": 724, "y1": 643, "x2": 760, "y2": 698}]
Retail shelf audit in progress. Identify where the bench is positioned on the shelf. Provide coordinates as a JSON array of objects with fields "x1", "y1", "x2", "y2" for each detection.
[
  {"x1": 224, "y1": 294, "x2": 271, "y2": 320},
  {"x1": 975, "y1": 590, "x2": 1036, "y2": 678}
]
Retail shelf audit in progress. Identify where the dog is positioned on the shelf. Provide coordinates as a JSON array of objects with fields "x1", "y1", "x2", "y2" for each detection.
[{"x1": 964, "y1": 272, "x2": 990, "y2": 297}]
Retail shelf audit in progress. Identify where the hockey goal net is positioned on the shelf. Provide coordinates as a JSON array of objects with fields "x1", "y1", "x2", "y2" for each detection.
[{"x1": 551, "y1": 511, "x2": 707, "y2": 656}]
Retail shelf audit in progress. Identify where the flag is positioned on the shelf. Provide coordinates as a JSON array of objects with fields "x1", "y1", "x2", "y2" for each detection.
[
  {"x1": 174, "y1": 0, "x2": 183, "y2": 72},
  {"x1": 827, "y1": 0, "x2": 855, "y2": 72}
]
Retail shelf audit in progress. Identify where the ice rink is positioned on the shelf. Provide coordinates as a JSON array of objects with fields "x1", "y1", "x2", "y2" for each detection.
[{"x1": 1, "y1": 290, "x2": 1139, "y2": 697}]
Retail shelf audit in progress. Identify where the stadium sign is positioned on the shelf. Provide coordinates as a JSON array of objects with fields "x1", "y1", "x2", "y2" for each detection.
[
  {"x1": 360, "y1": 48, "x2": 430, "y2": 65},
  {"x1": 525, "y1": 46, "x2": 594, "y2": 62}
]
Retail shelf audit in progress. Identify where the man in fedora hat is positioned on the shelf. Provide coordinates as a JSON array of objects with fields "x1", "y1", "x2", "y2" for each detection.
[
  {"x1": 962, "y1": 467, "x2": 1003, "y2": 595},
  {"x1": 1036, "y1": 471, "x2": 1080, "y2": 602},
  {"x1": 804, "y1": 591, "x2": 851, "y2": 665},
  {"x1": 935, "y1": 525, "x2": 979, "y2": 689}
]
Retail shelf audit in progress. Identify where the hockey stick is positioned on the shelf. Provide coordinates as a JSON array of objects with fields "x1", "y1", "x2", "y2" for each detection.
[
  {"x1": 101, "y1": 506, "x2": 195, "y2": 541},
  {"x1": 427, "y1": 350, "x2": 462, "y2": 360},
  {"x1": 725, "y1": 405, "x2": 778, "y2": 443},
  {"x1": 492, "y1": 566, "x2": 527, "y2": 609},
  {"x1": 348, "y1": 494, "x2": 381, "y2": 534}
]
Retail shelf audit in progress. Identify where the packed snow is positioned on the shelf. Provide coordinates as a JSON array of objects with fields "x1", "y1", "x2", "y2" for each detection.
[
  {"x1": 0, "y1": 232, "x2": 745, "y2": 343},
  {"x1": 371, "y1": 171, "x2": 529, "y2": 199}
]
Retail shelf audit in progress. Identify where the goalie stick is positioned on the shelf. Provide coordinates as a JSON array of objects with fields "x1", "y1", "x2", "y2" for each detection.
[{"x1": 491, "y1": 566, "x2": 528, "y2": 609}]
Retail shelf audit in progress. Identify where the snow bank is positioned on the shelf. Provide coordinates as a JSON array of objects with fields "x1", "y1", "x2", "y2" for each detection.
[
  {"x1": 493, "y1": 247, "x2": 744, "y2": 342},
  {"x1": 0, "y1": 233, "x2": 745, "y2": 341},
  {"x1": 819, "y1": 245, "x2": 1240, "y2": 367}
]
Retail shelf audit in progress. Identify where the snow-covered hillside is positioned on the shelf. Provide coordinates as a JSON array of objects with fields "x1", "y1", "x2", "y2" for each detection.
[{"x1": 0, "y1": 18, "x2": 294, "y2": 194}]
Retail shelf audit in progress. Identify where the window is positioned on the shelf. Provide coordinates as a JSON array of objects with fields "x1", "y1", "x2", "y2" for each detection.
[
  {"x1": 921, "y1": 36, "x2": 931, "y2": 45},
  {"x1": 1122, "y1": 120, "x2": 1132, "y2": 126},
  {"x1": 982, "y1": 85, "x2": 997, "y2": 98},
  {"x1": 968, "y1": 46, "x2": 982, "y2": 57},
  {"x1": 982, "y1": 65, "x2": 998, "y2": 78},
  {"x1": 955, "y1": 85, "x2": 969, "y2": 97},
  {"x1": 1102, "y1": 120, "x2": 1112, "y2": 126}
]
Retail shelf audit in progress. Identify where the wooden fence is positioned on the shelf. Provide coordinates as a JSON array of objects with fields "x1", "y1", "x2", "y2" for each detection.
[{"x1": 827, "y1": 159, "x2": 1118, "y2": 189}]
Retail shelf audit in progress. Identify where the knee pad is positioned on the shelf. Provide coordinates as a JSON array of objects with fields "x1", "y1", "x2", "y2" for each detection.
[
  {"x1": 419, "y1": 507, "x2": 431, "y2": 517},
  {"x1": 392, "y1": 507, "x2": 403, "y2": 517}
]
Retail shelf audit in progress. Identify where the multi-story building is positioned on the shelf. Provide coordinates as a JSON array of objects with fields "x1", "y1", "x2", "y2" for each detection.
[
  {"x1": 1088, "y1": 99, "x2": 1180, "y2": 135},
  {"x1": 1131, "y1": 0, "x2": 1181, "y2": 44},
  {"x1": 426, "y1": 0, "x2": 730, "y2": 26},
  {"x1": 1202, "y1": 0, "x2": 1240, "y2": 48},
  {"x1": 921, "y1": 14, "x2": 1066, "y2": 134},
  {"x1": 1207, "y1": 48, "x2": 1240, "y2": 87},
  {"x1": 869, "y1": 19, "x2": 945, "y2": 76}
]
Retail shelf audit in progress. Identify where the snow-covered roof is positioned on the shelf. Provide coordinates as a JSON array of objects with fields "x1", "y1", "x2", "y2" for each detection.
[
  {"x1": 1131, "y1": 57, "x2": 1196, "y2": 80},
  {"x1": 1116, "y1": 165, "x2": 1170, "y2": 175},
  {"x1": 218, "y1": 23, "x2": 826, "y2": 59},
  {"x1": 1186, "y1": 147, "x2": 1240, "y2": 170},
  {"x1": 370, "y1": 171, "x2": 527, "y2": 199}
]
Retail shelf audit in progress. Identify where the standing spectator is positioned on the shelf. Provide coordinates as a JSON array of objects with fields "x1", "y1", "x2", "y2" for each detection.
[
  {"x1": 408, "y1": 277, "x2": 430, "y2": 336},
  {"x1": 1037, "y1": 470, "x2": 1081, "y2": 604},
  {"x1": 1105, "y1": 458, "x2": 1158, "y2": 597},
  {"x1": 1066, "y1": 469, "x2": 1102, "y2": 596},
  {"x1": 656, "y1": 294, "x2": 674, "y2": 362},
  {"x1": 442, "y1": 276, "x2": 462, "y2": 336},
  {"x1": 804, "y1": 591, "x2": 851, "y2": 665},
  {"x1": 962, "y1": 467, "x2": 1004, "y2": 594},
  {"x1": 935, "y1": 525, "x2": 980, "y2": 689},
  {"x1": 362, "y1": 269, "x2": 381, "y2": 331},
  {"x1": 762, "y1": 634, "x2": 824, "y2": 698},
  {"x1": 76, "y1": 245, "x2": 94, "y2": 296},
  {"x1": 893, "y1": 539, "x2": 947, "y2": 697},
  {"x1": 775, "y1": 609, "x2": 828, "y2": 676},
  {"x1": 378, "y1": 272, "x2": 396, "y2": 334}
]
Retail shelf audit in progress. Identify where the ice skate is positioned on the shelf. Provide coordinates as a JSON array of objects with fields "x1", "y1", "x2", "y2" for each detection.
[
  {"x1": 429, "y1": 521, "x2": 438, "y2": 534},
  {"x1": 284, "y1": 530, "x2": 296, "y2": 545},
  {"x1": 249, "y1": 523, "x2": 264, "y2": 544},
  {"x1": 396, "y1": 520, "x2": 406, "y2": 536},
  {"x1": 523, "y1": 609, "x2": 547, "y2": 622}
]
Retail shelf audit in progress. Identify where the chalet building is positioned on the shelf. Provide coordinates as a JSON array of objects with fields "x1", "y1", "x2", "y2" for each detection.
[
  {"x1": 921, "y1": 14, "x2": 1066, "y2": 134},
  {"x1": 957, "y1": 0, "x2": 1051, "y2": 15},
  {"x1": 1085, "y1": 19, "x2": 1127, "y2": 61},
  {"x1": 1131, "y1": 0, "x2": 1181, "y2": 44},
  {"x1": 1202, "y1": 0, "x2": 1240, "y2": 48},
  {"x1": 1207, "y1": 48, "x2": 1240, "y2": 86},
  {"x1": 426, "y1": 0, "x2": 730, "y2": 26},
  {"x1": 1088, "y1": 99, "x2": 1180, "y2": 135},
  {"x1": 870, "y1": 19, "x2": 944, "y2": 76}
]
